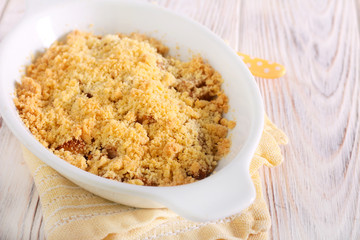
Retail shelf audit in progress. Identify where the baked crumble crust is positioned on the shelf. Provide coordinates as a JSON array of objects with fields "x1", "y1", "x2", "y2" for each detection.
[{"x1": 15, "y1": 30, "x2": 236, "y2": 186}]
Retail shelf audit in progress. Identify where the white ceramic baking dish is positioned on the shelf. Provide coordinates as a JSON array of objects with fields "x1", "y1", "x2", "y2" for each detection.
[{"x1": 0, "y1": 0, "x2": 264, "y2": 222}]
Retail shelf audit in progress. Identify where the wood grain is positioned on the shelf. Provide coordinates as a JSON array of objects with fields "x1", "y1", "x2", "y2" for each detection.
[
  {"x1": 245, "y1": 1, "x2": 360, "y2": 239},
  {"x1": 0, "y1": 0, "x2": 359, "y2": 239}
]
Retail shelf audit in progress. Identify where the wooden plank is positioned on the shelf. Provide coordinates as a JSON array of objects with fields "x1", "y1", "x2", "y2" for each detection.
[
  {"x1": 238, "y1": 0, "x2": 360, "y2": 239},
  {"x1": 0, "y1": 0, "x2": 10, "y2": 24},
  {"x1": 0, "y1": 125, "x2": 45, "y2": 239},
  {"x1": 0, "y1": 0, "x2": 25, "y2": 39}
]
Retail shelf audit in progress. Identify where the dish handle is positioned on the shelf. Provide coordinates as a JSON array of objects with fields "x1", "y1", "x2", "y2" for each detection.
[{"x1": 156, "y1": 165, "x2": 256, "y2": 222}]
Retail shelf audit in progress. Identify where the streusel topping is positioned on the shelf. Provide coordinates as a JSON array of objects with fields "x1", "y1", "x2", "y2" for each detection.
[{"x1": 15, "y1": 31, "x2": 235, "y2": 186}]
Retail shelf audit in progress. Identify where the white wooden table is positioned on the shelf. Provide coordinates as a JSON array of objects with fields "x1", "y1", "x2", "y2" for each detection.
[{"x1": 1, "y1": 0, "x2": 359, "y2": 239}]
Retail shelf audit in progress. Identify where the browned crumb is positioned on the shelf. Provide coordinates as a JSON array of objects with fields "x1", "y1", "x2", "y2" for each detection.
[
  {"x1": 14, "y1": 30, "x2": 236, "y2": 186},
  {"x1": 220, "y1": 118, "x2": 236, "y2": 129}
]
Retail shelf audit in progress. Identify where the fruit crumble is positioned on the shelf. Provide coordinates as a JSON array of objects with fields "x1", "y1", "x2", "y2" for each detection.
[{"x1": 14, "y1": 30, "x2": 236, "y2": 186}]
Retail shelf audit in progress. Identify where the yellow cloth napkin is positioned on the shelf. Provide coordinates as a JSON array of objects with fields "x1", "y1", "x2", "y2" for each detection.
[{"x1": 22, "y1": 115, "x2": 287, "y2": 240}]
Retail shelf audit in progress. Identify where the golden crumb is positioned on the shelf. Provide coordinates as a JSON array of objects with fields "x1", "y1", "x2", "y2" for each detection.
[
  {"x1": 15, "y1": 30, "x2": 235, "y2": 186},
  {"x1": 220, "y1": 118, "x2": 236, "y2": 129}
]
